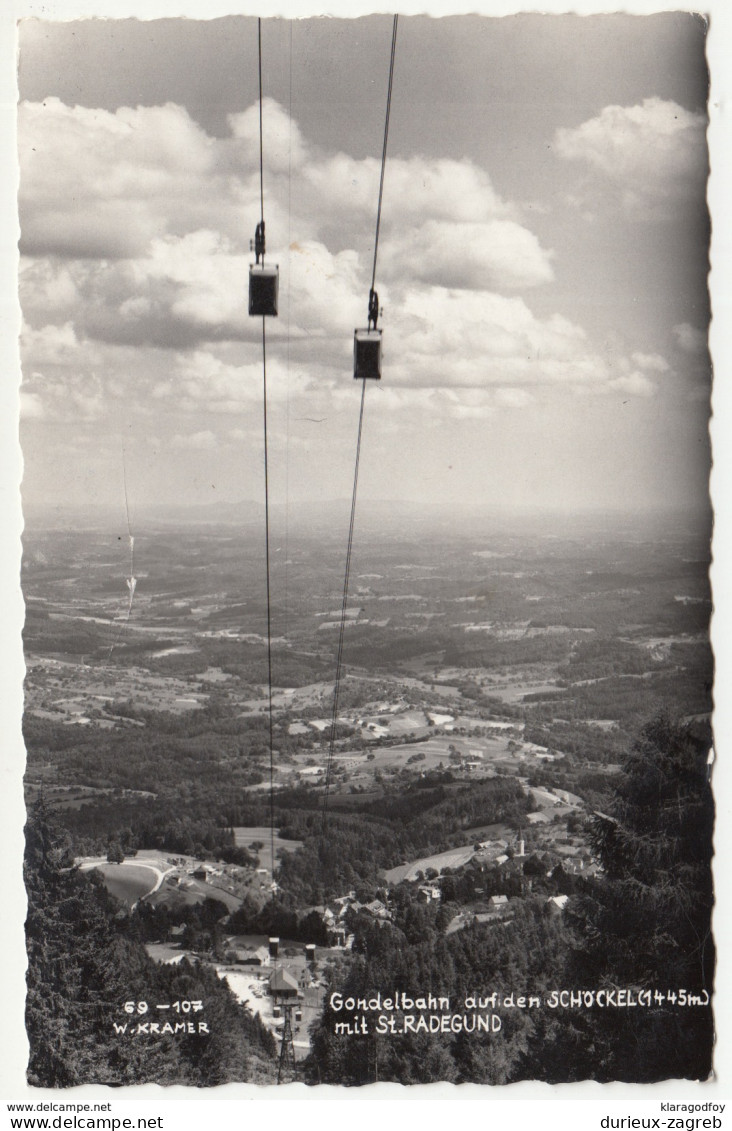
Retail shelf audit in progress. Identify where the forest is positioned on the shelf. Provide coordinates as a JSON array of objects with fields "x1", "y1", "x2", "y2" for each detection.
[
  {"x1": 24, "y1": 803, "x2": 277, "y2": 1087},
  {"x1": 304, "y1": 717, "x2": 715, "y2": 1085},
  {"x1": 43, "y1": 770, "x2": 532, "y2": 899}
]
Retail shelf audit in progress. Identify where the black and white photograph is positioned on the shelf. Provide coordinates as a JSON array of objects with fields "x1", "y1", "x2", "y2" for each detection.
[{"x1": 3, "y1": 0, "x2": 731, "y2": 1107}]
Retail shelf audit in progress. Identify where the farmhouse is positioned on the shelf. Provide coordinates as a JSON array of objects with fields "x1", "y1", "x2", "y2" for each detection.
[
  {"x1": 363, "y1": 899, "x2": 391, "y2": 921},
  {"x1": 234, "y1": 945, "x2": 270, "y2": 966}
]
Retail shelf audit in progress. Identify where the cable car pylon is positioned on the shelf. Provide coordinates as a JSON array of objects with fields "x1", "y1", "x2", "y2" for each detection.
[
  {"x1": 276, "y1": 1002, "x2": 298, "y2": 1084},
  {"x1": 321, "y1": 15, "x2": 399, "y2": 848}
]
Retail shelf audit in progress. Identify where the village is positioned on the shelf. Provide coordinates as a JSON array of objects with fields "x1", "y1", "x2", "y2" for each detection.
[{"x1": 75, "y1": 756, "x2": 601, "y2": 1062}]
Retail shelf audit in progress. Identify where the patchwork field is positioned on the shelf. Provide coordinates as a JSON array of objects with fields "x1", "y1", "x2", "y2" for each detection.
[
  {"x1": 233, "y1": 826, "x2": 304, "y2": 879},
  {"x1": 80, "y1": 851, "x2": 247, "y2": 911},
  {"x1": 351, "y1": 733, "x2": 511, "y2": 774},
  {"x1": 145, "y1": 876, "x2": 243, "y2": 912},
  {"x1": 384, "y1": 844, "x2": 477, "y2": 883},
  {"x1": 88, "y1": 862, "x2": 160, "y2": 905}
]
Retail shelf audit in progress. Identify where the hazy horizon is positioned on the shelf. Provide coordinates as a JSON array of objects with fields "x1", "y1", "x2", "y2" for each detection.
[{"x1": 20, "y1": 493, "x2": 713, "y2": 540}]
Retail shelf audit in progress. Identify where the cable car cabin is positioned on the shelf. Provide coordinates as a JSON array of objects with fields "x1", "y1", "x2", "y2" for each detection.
[
  {"x1": 249, "y1": 263, "x2": 279, "y2": 317},
  {"x1": 354, "y1": 328, "x2": 382, "y2": 380}
]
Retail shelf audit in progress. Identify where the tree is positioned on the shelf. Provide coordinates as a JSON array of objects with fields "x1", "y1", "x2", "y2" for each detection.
[
  {"x1": 550, "y1": 715, "x2": 714, "y2": 1083},
  {"x1": 24, "y1": 803, "x2": 276, "y2": 1087},
  {"x1": 522, "y1": 854, "x2": 546, "y2": 879},
  {"x1": 586, "y1": 715, "x2": 713, "y2": 985}
]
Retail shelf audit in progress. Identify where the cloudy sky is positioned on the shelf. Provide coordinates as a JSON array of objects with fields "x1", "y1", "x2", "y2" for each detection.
[{"x1": 17, "y1": 13, "x2": 711, "y2": 516}]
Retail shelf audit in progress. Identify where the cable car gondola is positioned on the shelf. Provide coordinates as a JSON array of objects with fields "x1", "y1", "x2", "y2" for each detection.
[
  {"x1": 249, "y1": 221, "x2": 279, "y2": 317},
  {"x1": 354, "y1": 329, "x2": 382, "y2": 380},
  {"x1": 353, "y1": 287, "x2": 381, "y2": 380}
]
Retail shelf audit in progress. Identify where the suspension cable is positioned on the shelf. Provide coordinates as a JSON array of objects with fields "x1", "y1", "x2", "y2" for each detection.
[
  {"x1": 370, "y1": 15, "x2": 398, "y2": 293},
  {"x1": 256, "y1": 16, "x2": 276, "y2": 893},
  {"x1": 262, "y1": 318, "x2": 276, "y2": 894},
  {"x1": 321, "y1": 15, "x2": 398, "y2": 841},
  {"x1": 258, "y1": 18, "x2": 265, "y2": 232},
  {"x1": 320, "y1": 378, "x2": 368, "y2": 835},
  {"x1": 284, "y1": 18, "x2": 293, "y2": 643}
]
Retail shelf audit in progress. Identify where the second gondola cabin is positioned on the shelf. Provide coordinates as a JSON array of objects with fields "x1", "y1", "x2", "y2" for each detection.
[
  {"x1": 249, "y1": 262, "x2": 279, "y2": 317},
  {"x1": 354, "y1": 327, "x2": 382, "y2": 380}
]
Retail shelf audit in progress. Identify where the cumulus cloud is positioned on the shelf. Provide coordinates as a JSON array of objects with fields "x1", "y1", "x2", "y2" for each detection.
[
  {"x1": 380, "y1": 219, "x2": 553, "y2": 291},
  {"x1": 20, "y1": 392, "x2": 45, "y2": 419},
  {"x1": 495, "y1": 387, "x2": 533, "y2": 409},
  {"x1": 18, "y1": 97, "x2": 559, "y2": 397},
  {"x1": 387, "y1": 287, "x2": 612, "y2": 393},
  {"x1": 21, "y1": 234, "x2": 256, "y2": 349},
  {"x1": 19, "y1": 96, "x2": 547, "y2": 289},
  {"x1": 19, "y1": 94, "x2": 663, "y2": 441},
  {"x1": 20, "y1": 319, "x2": 84, "y2": 365},
  {"x1": 304, "y1": 154, "x2": 512, "y2": 230},
  {"x1": 631, "y1": 352, "x2": 670, "y2": 372},
  {"x1": 22, "y1": 367, "x2": 107, "y2": 421},
  {"x1": 673, "y1": 322, "x2": 707, "y2": 354},
  {"x1": 20, "y1": 281, "x2": 661, "y2": 433},
  {"x1": 554, "y1": 97, "x2": 708, "y2": 213},
  {"x1": 286, "y1": 240, "x2": 364, "y2": 335},
  {"x1": 161, "y1": 350, "x2": 267, "y2": 414},
  {"x1": 19, "y1": 98, "x2": 245, "y2": 258},
  {"x1": 228, "y1": 98, "x2": 308, "y2": 174},
  {"x1": 171, "y1": 430, "x2": 218, "y2": 450},
  {"x1": 609, "y1": 372, "x2": 657, "y2": 398},
  {"x1": 20, "y1": 321, "x2": 121, "y2": 420},
  {"x1": 438, "y1": 389, "x2": 496, "y2": 420}
]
